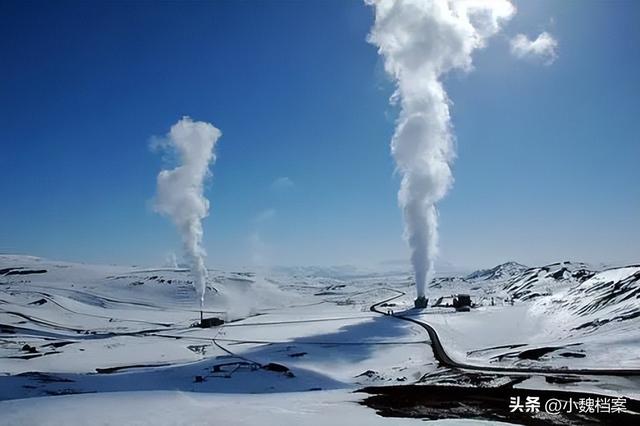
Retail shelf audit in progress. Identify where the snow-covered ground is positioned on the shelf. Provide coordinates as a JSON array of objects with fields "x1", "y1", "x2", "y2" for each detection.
[
  {"x1": 1, "y1": 390, "x2": 516, "y2": 426},
  {"x1": 0, "y1": 255, "x2": 638, "y2": 424},
  {"x1": 413, "y1": 262, "x2": 640, "y2": 373}
]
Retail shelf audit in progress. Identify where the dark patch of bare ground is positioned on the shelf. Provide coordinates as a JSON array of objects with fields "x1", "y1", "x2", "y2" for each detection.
[
  {"x1": 95, "y1": 363, "x2": 171, "y2": 374},
  {"x1": 358, "y1": 369, "x2": 640, "y2": 425},
  {"x1": 1, "y1": 268, "x2": 47, "y2": 276}
]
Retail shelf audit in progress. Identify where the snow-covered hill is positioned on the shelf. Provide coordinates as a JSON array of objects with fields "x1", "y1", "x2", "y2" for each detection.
[
  {"x1": 0, "y1": 255, "x2": 428, "y2": 399},
  {"x1": 420, "y1": 262, "x2": 640, "y2": 373},
  {"x1": 501, "y1": 261, "x2": 596, "y2": 301},
  {"x1": 465, "y1": 261, "x2": 528, "y2": 282},
  {"x1": 1, "y1": 255, "x2": 638, "y2": 425},
  {"x1": 532, "y1": 265, "x2": 640, "y2": 334}
]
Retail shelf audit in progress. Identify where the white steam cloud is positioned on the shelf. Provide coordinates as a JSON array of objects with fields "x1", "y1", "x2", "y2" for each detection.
[
  {"x1": 153, "y1": 117, "x2": 222, "y2": 307},
  {"x1": 510, "y1": 32, "x2": 558, "y2": 65},
  {"x1": 366, "y1": 0, "x2": 514, "y2": 297}
]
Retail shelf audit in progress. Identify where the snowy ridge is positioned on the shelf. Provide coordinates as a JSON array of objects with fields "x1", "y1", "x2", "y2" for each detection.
[
  {"x1": 465, "y1": 261, "x2": 528, "y2": 282},
  {"x1": 501, "y1": 261, "x2": 595, "y2": 301},
  {"x1": 533, "y1": 265, "x2": 640, "y2": 333},
  {"x1": 415, "y1": 260, "x2": 640, "y2": 372}
]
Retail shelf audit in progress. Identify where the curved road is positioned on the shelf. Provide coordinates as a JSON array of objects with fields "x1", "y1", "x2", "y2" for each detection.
[{"x1": 370, "y1": 289, "x2": 640, "y2": 377}]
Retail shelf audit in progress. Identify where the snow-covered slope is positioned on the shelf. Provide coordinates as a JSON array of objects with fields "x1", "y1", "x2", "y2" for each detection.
[
  {"x1": 0, "y1": 255, "x2": 430, "y2": 402},
  {"x1": 533, "y1": 265, "x2": 640, "y2": 334},
  {"x1": 1, "y1": 255, "x2": 638, "y2": 425},
  {"x1": 501, "y1": 261, "x2": 596, "y2": 301},
  {"x1": 421, "y1": 263, "x2": 640, "y2": 372}
]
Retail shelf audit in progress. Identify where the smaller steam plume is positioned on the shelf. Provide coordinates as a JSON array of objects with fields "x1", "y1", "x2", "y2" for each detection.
[{"x1": 153, "y1": 117, "x2": 222, "y2": 308}]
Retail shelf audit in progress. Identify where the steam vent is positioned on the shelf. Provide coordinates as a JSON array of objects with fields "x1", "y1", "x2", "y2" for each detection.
[{"x1": 414, "y1": 296, "x2": 428, "y2": 309}]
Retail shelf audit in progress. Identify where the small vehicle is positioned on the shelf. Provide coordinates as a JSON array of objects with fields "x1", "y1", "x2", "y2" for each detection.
[{"x1": 452, "y1": 294, "x2": 472, "y2": 312}]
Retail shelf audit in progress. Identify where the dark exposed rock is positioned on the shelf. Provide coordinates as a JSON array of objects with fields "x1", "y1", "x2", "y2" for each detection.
[
  {"x1": 262, "y1": 363, "x2": 289, "y2": 373},
  {"x1": 356, "y1": 370, "x2": 378, "y2": 378},
  {"x1": 558, "y1": 352, "x2": 586, "y2": 358},
  {"x1": 0, "y1": 268, "x2": 24, "y2": 275},
  {"x1": 6, "y1": 269, "x2": 47, "y2": 276},
  {"x1": 22, "y1": 344, "x2": 38, "y2": 353},
  {"x1": 517, "y1": 347, "x2": 559, "y2": 360},
  {"x1": 359, "y1": 383, "x2": 640, "y2": 425},
  {"x1": 262, "y1": 363, "x2": 294, "y2": 377},
  {"x1": 96, "y1": 363, "x2": 170, "y2": 374}
]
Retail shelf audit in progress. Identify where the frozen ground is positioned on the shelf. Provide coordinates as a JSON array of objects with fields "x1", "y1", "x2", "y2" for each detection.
[
  {"x1": 0, "y1": 255, "x2": 638, "y2": 424},
  {"x1": 417, "y1": 262, "x2": 640, "y2": 375}
]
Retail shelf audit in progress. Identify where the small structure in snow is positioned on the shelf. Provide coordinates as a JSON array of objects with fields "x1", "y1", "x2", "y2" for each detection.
[
  {"x1": 196, "y1": 317, "x2": 225, "y2": 328},
  {"x1": 453, "y1": 294, "x2": 472, "y2": 312}
]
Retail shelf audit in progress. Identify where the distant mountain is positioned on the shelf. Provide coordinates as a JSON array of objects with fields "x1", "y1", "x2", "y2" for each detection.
[{"x1": 465, "y1": 261, "x2": 528, "y2": 282}]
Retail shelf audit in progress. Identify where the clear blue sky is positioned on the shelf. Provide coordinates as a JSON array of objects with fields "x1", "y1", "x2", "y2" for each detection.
[{"x1": 1, "y1": 1, "x2": 638, "y2": 269}]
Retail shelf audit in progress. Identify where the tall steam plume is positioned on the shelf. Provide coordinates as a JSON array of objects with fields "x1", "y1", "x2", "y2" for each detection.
[
  {"x1": 153, "y1": 117, "x2": 222, "y2": 307},
  {"x1": 366, "y1": 0, "x2": 514, "y2": 297}
]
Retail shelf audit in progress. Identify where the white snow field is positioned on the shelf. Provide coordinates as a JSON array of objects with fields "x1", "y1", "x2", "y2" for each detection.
[
  {"x1": 1, "y1": 390, "x2": 512, "y2": 426},
  {"x1": 419, "y1": 262, "x2": 640, "y2": 373},
  {"x1": 0, "y1": 255, "x2": 638, "y2": 424}
]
